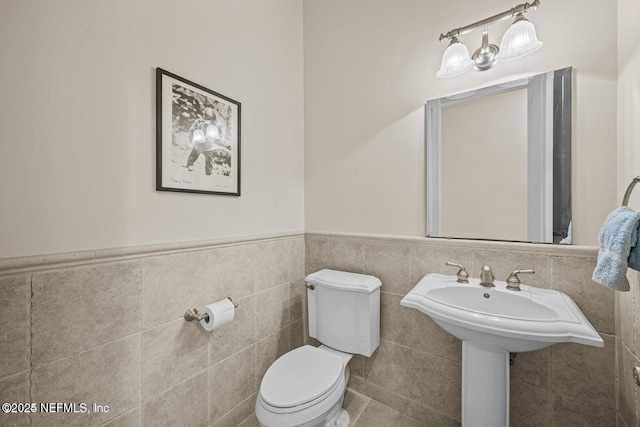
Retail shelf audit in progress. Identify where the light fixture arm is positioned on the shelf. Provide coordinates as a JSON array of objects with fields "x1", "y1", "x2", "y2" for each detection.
[{"x1": 439, "y1": 0, "x2": 540, "y2": 43}]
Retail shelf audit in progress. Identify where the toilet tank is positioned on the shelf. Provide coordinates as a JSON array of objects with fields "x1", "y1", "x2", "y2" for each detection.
[{"x1": 306, "y1": 269, "x2": 381, "y2": 357}]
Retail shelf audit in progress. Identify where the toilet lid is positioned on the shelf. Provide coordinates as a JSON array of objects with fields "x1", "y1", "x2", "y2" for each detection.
[{"x1": 260, "y1": 345, "x2": 343, "y2": 408}]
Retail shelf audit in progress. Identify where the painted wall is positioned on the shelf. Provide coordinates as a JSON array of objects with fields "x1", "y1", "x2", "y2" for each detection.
[
  {"x1": 615, "y1": 1, "x2": 640, "y2": 426},
  {"x1": 303, "y1": 0, "x2": 617, "y2": 245},
  {"x1": 617, "y1": 0, "x2": 640, "y2": 209},
  {"x1": 0, "y1": 0, "x2": 304, "y2": 258}
]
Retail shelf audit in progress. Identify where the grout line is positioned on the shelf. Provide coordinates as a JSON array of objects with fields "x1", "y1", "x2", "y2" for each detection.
[
  {"x1": 213, "y1": 391, "x2": 257, "y2": 427},
  {"x1": 359, "y1": 377, "x2": 455, "y2": 425},
  {"x1": 633, "y1": 273, "x2": 637, "y2": 356},
  {"x1": 137, "y1": 260, "x2": 143, "y2": 412},
  {"x1": 28, "y1": 273, "x2": 34, "y2": 426},
  {"x1": 549, "y1": 254, "x2": 554, "y2": 291},
  {"x1": 377, "y1": 338, "x2": 462, "y2": 364},
  {"x1": 636, "y1": 280, "x2": 639, "y2": 427},
  {"x1": 208, "y1": 355, "x2": 213, "y2": 427},
  {"x1": 145, "y1": 368, "x2": 209, "y2": 406},
  {"x1": 549, "y1": 358, "x2": 554, "y2": 425},
  {"x1": 350, "y1": 399, "x2": 371, "y2": 426},
  {"x1": 252, "y1": 344, "x2": 258, "y2": 396},
  {"x1": 28, "y1": 273, "x2": 33, "y2": 407},
  {"x1": 544, "y1": 254, "x2": 552, "y2": 289},
  {"x1": 367, "y1": 398, "x2": 429, "y2": 427},
  {"x1": 471, "y1": 249, "x2": 477, "y2": 278},
  {"x1": 252, "y1": 338, "x2": 258, "y2": 426},
  {"x1": 345, "y1": 387, "x2": 370, "y2": 423},
  {"x1": 409, "y1": 244, "x2": 415, "y2": 285},
  {"x1": 619, "y1": 412, "x2": 630, "y2": 427},
  {"x1": 619, "y1": 337, "x2": 638, "y2": 355},
  {"x1": 549, "y1": 257, "x2": 555, "y2": 427},
  {"x1": 0, "y1": 370, "x2": 30, "y2": 383},
  {"x1": 206, "y1": 248, "x2": 214, "y2": 387},
  {"x1": 98, "y1": 406, "x2": 140, "y2": 426},
  {"x1": 211, "y1": 341, "x2": 258, "y2": 373},
  {"x1": 615, "y1": 336, "x2": 620, "y2": 417},
  {"x1": 30, "y1": 331, "x2": 142, "y2": 369},
  {"x1": 137, "y1": 332, "x2": 143, "y2": 409}
]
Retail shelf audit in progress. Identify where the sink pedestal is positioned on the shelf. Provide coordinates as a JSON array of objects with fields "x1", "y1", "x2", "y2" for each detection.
[{"x1": 462, "y1": 342, "x2": 509, "y2": 427}]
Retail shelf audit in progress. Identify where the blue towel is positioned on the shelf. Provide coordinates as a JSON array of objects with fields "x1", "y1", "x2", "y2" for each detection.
[{"x1": 592, "y1": 207, "x2": 640, "y2": 291}]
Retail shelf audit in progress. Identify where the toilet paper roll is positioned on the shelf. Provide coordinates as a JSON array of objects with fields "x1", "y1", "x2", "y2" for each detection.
[{"x1": 200, "y1": 298, "x2": 235, "y2": 331}]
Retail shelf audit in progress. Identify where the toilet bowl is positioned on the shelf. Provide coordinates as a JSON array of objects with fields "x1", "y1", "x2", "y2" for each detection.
[
  {"x1": 256, "y1": 345, "x2": 352, "y2": 427},
  {"x1": 255, "y1": 269, "x2": 381, "y2": 427}
]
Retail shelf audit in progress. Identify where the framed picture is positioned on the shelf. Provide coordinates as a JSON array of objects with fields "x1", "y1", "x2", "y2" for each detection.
[{"x1": 156, "y1": 68, "x2": 241, "y2": 196}]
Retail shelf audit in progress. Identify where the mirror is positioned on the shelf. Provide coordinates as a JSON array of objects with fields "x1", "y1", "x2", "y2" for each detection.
[{"x1": 426, "y1": 67, "x2": 572, "y2": 244}]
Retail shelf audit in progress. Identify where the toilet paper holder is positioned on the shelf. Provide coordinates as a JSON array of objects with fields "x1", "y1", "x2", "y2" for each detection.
[{"x1": 184, "y1": 297, "x2": 238, "y2": 323}]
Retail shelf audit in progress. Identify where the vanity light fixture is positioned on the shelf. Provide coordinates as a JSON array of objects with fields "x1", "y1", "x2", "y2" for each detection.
[{"x1": 437, "y1": 0, "x2": 542, "y2": 78}]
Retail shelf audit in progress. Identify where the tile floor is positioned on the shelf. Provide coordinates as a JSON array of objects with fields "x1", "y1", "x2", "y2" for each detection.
[{"x1": 243, "y1": 388, "x2": 427, "y2": 427}]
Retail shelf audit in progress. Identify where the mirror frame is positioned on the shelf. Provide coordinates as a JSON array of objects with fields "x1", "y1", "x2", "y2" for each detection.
[{"x1": 426, "y1": 67, "x2": 573, "y2": 244}]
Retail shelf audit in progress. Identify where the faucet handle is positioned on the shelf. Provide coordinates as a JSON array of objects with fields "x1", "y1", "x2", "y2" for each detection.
[
  {"x1": 506, "y1": 269, "x2": 535, "y2": 291},
  {"x1": 445, "y1": 262, "x2": 469, "y2": 283}
]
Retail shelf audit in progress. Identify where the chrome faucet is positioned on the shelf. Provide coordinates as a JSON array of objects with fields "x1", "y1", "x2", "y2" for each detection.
[{"x1": 479, "y1": 265, "x2": 495, "y2": 287}]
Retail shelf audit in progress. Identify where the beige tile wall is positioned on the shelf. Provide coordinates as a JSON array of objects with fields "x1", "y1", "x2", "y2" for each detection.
[
  {"x1": 616, "y1": 269, "x2": 639, "y2": 427},
  {"x1": 0, "y1": 235, "x2": 305, "y2": 427},
  {"x1": 1, "y1": 231, "x2": 633, "y2": 427},
  {"x1": 306, "y1": 234, "x2": 619, "y2": 427}
]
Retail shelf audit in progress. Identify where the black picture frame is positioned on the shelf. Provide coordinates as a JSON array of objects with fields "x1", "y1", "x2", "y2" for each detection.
[{"x1": 156, "y1": 68, "x2": 241, "y2": 196}]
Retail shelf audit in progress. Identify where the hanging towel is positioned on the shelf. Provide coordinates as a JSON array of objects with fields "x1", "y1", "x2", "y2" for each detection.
[
  {"x1": 630, "y1": 233, "x2": 640, "y2": 271},
  {"x1": 592, "y1": 206, "x2": 640, "y2": 291}
]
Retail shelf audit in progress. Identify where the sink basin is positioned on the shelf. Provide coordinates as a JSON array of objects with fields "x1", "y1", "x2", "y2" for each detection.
[
  {"x1": 401, "y1": 273, "x2": 603, "y2": 427},
  {"x1": 401, "y1": 273, "x2": 603, "y2": 352},
  {"x1": 427, "y1": 286, "x2": 557, "y2": 319}
]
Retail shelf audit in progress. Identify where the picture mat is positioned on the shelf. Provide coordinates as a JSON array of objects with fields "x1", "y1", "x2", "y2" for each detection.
[{"x1": 160, "y1": 74, "x2": 239, "y2": 193}]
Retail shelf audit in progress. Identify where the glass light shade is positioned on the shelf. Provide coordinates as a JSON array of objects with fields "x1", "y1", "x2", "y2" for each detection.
[
  {"x1": 436, "y1": 41, "x2": 475, "y2": 78},
  {"x1": 495, "y1": 19, "x2": 543, "y2": 61},
  {"x1": 206, "y1": 124, "x2": 220, "y2": 140}
]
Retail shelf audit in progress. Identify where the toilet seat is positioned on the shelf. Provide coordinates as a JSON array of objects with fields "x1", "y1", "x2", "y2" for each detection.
[{"x1": 259, "y1": 345, "x2": 344, "y2": 412}]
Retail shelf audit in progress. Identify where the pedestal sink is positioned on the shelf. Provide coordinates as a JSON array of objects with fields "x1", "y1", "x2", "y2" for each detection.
[{"x1": 400, "y1": 273, "x2": 603, "y2": 427}]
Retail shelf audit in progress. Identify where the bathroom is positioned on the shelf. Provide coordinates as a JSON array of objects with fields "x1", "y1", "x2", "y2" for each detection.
[{"x1": 0, "y1": 0, "x2": 638, "y2": 426}]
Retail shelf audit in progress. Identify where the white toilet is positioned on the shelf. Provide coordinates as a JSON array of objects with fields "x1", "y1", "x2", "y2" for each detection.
[{"x1": 255, "y1": 269, "x2": 381, "y2": 427}]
